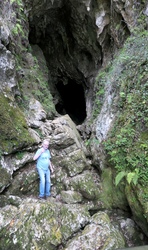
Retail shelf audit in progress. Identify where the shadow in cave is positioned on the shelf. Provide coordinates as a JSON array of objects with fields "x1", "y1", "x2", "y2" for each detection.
[{"x1": 55, "y1": 79, "x2": 86, "y2": 125}]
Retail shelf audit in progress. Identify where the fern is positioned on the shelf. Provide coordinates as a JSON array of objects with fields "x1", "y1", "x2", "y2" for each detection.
[
  {"x1": 115, "y1": 168, "x2": 139, "y2": 186},
  {"x1": 132, "y1": 168, "x2": 139, "y2": 185},
  {"x1": 127, "y1": 172, "x2": 135, "y2": 184},
  {"x1": 115, "y1": 171, "x2": 126, "y2": 186}
]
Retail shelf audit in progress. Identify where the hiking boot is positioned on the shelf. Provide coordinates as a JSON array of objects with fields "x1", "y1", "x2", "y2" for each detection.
[{"x1": 38, "y1": 196, "x2": 45, "y2": 200}]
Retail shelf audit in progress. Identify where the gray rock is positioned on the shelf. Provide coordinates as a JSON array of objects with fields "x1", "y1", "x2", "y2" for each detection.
[
  {"x1": 64, "y1": 211, "x2": 125, "y2": 250},
  {"x1": 61, "y1": 190, "x2": 83, "y2": 204}
]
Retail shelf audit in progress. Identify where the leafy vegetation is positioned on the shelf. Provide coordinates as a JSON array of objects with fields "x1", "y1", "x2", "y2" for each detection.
[
  {"x1": 115, "y1": 168, "x2": 139, "y2": 186},
  {"x1": 16, "y1": 54, "x2": 56, "y2": 116},
  {"x1": 93, "y1": 71, "x2": 107, "y2": 118},
  {"x1": 91, "y1": 10, "x2": 148, "y2": 189},
  {"x1": 9, "y1": 0, "x2": 55, "y2": 117},
  {"x1": 10, "y1": 0, "x2": 26, "y2": 40},
  {"x1": 12, "y1": 23, "x2": 24, "y2": 36},
  {"x1": 98, "y1": 31, "x2": 148, "y2": 186}
]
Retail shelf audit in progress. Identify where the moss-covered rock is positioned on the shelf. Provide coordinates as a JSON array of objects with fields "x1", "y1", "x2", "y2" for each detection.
[
  {"x1": 64, "y1": 211, "x2": 125, "y2": 250},
  {"x1": 99, "y1": 168, "x2": 128, "y2": 210},
  {"x1": 60, "y1": 190, "x2": 83, "y2": 204},
  {"x1": 51, "y1": 166, "x2": 68, "y2": 195},
  {"x1": 17, "y1": 48, "x2": 56, "y2": 118},
  {"x1": 0, "y1": 165, "x2": 11, "y2": 193},
  {"x1": 125, "y1": 184, "x2": 148, "y2": 237},
  {"x1": 60, "y1": 204, "x2": 90, "y2": 241},
  {"x1": 103, "y1": 32, "x2": 148, "y2": 181},
  {"x1": 93, "y1": 31, "x2": 148, "y2": 234},
  {"x1": 0, "y1": 94, "x2": 35, "y2": 154},
  {"x1": 0, "y1": 199, "x2": 90, "y2": 250},
  {"x1": 6, "y1": 168, "x2": 38, "y2": 197},
  {"x1": 0, "y1": 195, "x2": 22, "y2": 208},
  {"x1": 70, "y1": 170, "x2": 100, "y2": 200},
  {"x1": 1, "y1": 0, "x2": 56, "y2": 119},
  {"x1": 59, "y1": 149, "x2": 88, "y2": 177},
  {"x1": 0, "y1": 201, "x2": 62, "y2": 250}
]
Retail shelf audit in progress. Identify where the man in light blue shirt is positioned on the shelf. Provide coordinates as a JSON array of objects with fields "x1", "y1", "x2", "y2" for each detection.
[{"x1": 33, "y1": 139, "x2": 54, "y2": 199}]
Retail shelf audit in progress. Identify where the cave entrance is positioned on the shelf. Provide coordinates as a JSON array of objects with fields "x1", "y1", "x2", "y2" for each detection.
[{"x1": 55, "y1": 79, "x2": 86, "y2": 125}]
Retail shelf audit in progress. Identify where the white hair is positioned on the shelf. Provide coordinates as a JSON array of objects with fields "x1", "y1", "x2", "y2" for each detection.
[{"x1": 42, "y1": 139, "x2": 49, "y2": 145}]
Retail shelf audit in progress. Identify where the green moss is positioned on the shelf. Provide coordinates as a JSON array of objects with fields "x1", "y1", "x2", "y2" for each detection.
[
  {"x1": 71, "y1": 172, "x2": 100, "y2": 200},
  {"x1": 12, "y1": 23, "x2": 24, "y2": 36},
  {"x1": 0, "y1": 166, "x2": 11, "y2": 192},
  {"x1": 97, "y1": 32, "x2": 148, "y2": 231},
  {"x1": 16, "y1": 53, "x2": 56, "y2": 117},
  {"x1": 10, "y1": 0, "x2": 23, "y2": 4},
  {"x1": 0, "y1": 228, "x2": 16, "y2": 250},
  {"x1": 15, "y1": 151, "x2": 25, "y2": 160},
  {"x1": 10, "y1": 0, "x2": 27, "y2": 43},
  {"x1": 8, "y1": 0, "x2": 56, "y2": 117},
  {"x1": 103, "y1": 31, "x2": 148, "y2": 186},
  {"x1": 0, "y1": 202, "x2": 62, "y2": 249},
  {"x1": 0, "y1": 94, "x2": 35, "y2": 153},
  {"x1": 125, "y1": 184, "x2": 148, "y2": 235},
  {"x1": 93, "y1": 70, "x2": 106, "y2": 118},
  {"x1": 99, "y1": 168, "x2": 128, "y2": 209}
]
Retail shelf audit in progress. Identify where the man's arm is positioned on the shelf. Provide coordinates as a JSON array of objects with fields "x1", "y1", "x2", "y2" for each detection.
[
  {"x1": 33, "y1": 148, "x2": 45, "y2": 161},
  {"x1": 49, "y1": 161, "x2": 54, "y2": 173}
]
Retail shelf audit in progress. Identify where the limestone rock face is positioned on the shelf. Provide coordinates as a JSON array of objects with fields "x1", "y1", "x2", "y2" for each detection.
[
  {"x1": 125, "y1": 184, "x2": 148, "y2": 237},
  {"x1": 60, "y1": 190, "x2": 83, "y2": 204},
  {"x1": 28, "y1": 98, "x2": 47, "y2": 128},
  {"x1": 0, "y1": 45, "x2": 16, "y2": 95},
  {"x1": 90, "y1": 31, "x2": 148, "y2": 237},
  {"x1": 0, "y1": 198, "x2": 90, "y2": 249},
  {"x1": 0, "y1": 113, "x2": 146, "y2": 248},
  {"x1": 64, "y1": 212, "x2": 125, "y2": 250},
  {"x1": 1, "y1": 115, "x2": 95, "y2": 200},
  {"x1": 0, "y1": 0, "x2": 148, "y2": 248},
  {"x1": 0, "y1": 0, "x2": 24, "y2": 97},
  {"x1": 0, "y1": 198, "x2": 126, "y2": 250}
]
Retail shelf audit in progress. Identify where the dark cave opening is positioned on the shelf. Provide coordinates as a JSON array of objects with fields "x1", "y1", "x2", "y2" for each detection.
[
  {"x1": 28, "y1": 3, "x2": 98, "y2": 126},
  {"x1": 55, "y1": 79, "x2": 86, "y2": 125}
]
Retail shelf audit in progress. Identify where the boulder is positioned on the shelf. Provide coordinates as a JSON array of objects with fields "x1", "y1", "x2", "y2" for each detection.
[{"x1": 64, "y1": 212, "x2": 125, "y2": 250}]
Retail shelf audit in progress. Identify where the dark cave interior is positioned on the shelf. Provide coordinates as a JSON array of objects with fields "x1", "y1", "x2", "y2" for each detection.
[
  {"x1": 29, "y1": 24, "x2": 88, "y2": 125},
  {"x1": 55, "y1": 80, "x2": 86, "y2": 125},
  {"x1": 27, "y1": 0, "x2": 131, "y2": 126},
  {"x1": 28, "y1": 2, "x2": 100, "y2": 126}
]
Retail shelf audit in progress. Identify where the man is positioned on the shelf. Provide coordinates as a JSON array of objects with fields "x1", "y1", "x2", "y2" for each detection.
[{"x1": 33, "y1": 139, "x2": 54, "y2": 199}]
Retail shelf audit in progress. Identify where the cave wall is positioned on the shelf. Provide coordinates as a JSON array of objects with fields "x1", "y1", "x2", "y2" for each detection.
[
  {"x1": 26, "y1": 0, "x2": 135, "y2": 123},
  {"x1": 0, "y1": 0, "x2": 144, "y2": 125}
]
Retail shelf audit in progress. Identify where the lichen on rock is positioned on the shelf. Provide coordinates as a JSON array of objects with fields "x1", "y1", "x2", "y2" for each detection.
[{"x1": 0, "y1": 94, "x2": 35, "y2": 154}]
